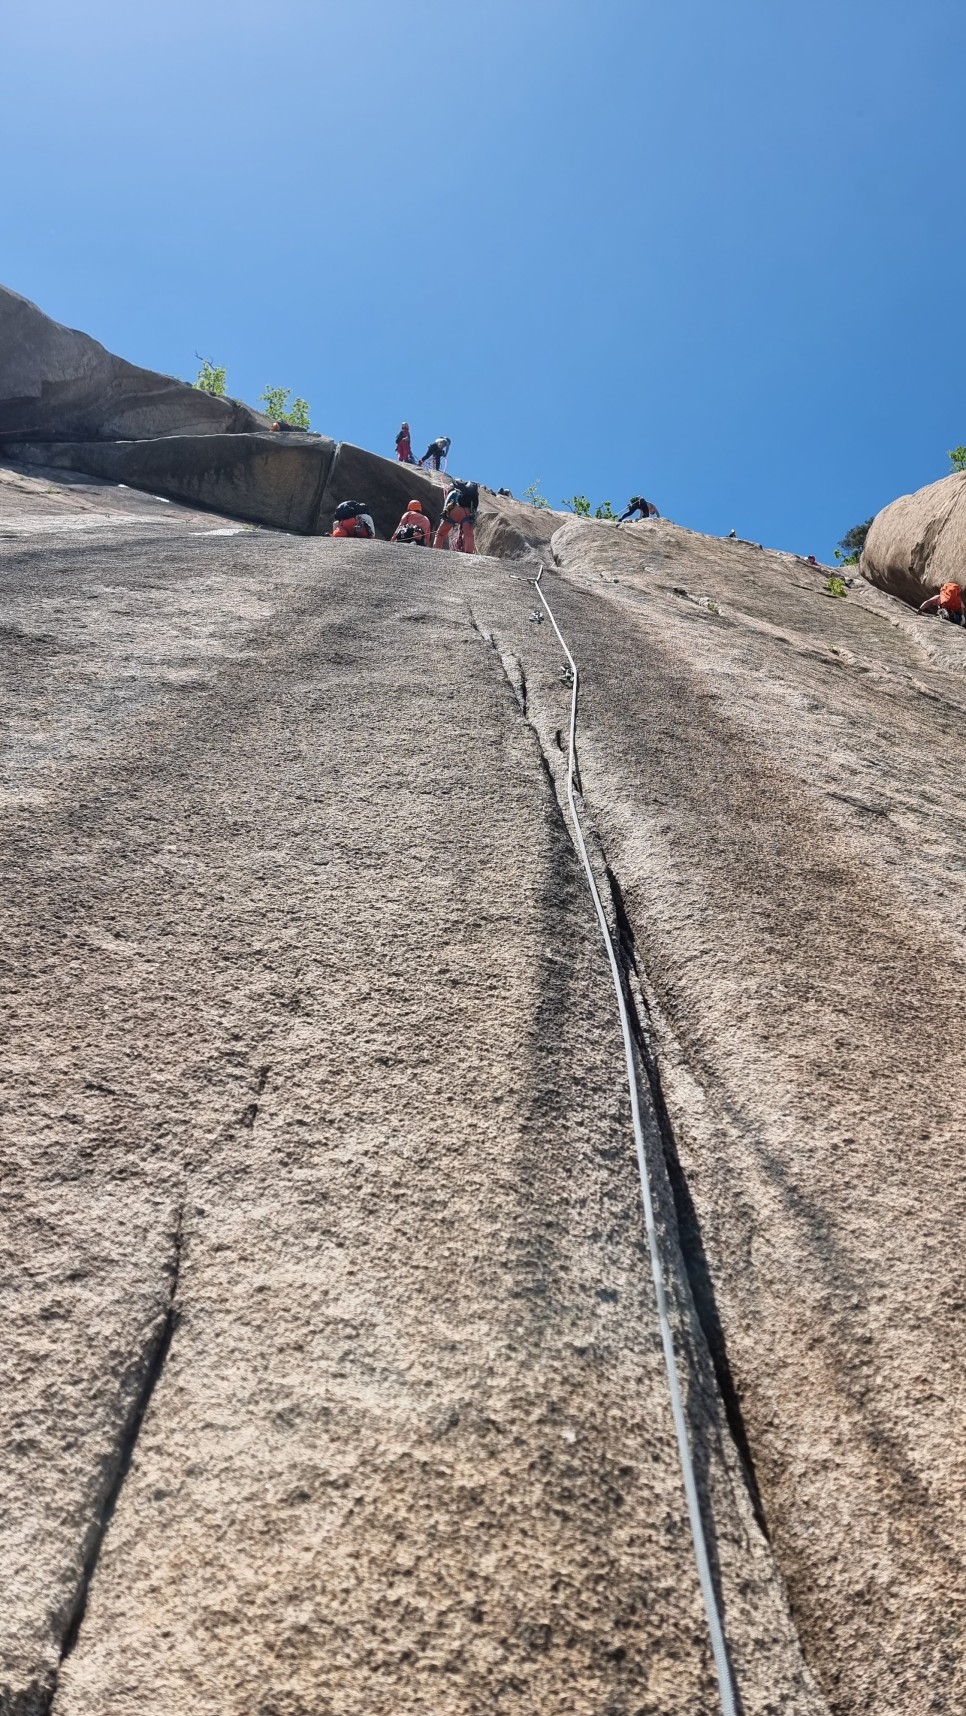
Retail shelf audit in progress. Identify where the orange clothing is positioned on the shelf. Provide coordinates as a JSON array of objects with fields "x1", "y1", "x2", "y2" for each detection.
[
  {"x1": 433, "y1": 505, "x2": 476, "y2": 553},
  {"x1": 392, "y1": 508, "x2": 431, "y2": 545},
  {"x1": 939, "y1": 581, "x2": 963, "y2": 613}
]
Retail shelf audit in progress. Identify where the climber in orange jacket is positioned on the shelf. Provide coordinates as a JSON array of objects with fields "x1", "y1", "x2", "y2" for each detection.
[
  {"x1": 919, "y1": 582, "x2": 964, "y2": 624},
  {"x1": 433, "y1": 480, "x2": 479, "y2": 553},
  {"x1": 391, "y1": 499, "x2": 432, "y2": 546}
]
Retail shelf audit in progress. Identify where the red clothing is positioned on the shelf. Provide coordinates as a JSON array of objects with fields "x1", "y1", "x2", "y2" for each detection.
[{"x1": 332, "y1": 514, "x2": 374, "y2": 539}]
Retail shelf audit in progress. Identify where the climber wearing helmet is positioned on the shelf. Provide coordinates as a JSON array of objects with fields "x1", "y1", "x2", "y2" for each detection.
[
  {"x1": 395, "y1": 422, "x2": 414, "y2": 464},
  {"x1": 331, "y1": 500, "x2": 376, "y2": 539},
  {"x1": 419, "y1": 436, "x2": 451, "y2": 471},
  {"x1": 433, "y1": 480, "x2": 479, "y2": 553},
  {"x1": 392, "y1": 499, "x2": 432, "y2": 546}
]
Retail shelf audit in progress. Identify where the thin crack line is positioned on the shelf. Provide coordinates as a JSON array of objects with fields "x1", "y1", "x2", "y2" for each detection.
[{"x1": 42, "y1": 1206, "x2": 184, "y2": 1707}]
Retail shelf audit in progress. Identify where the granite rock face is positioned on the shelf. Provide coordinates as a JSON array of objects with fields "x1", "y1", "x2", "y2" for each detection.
[
  {"x1": 474, "y1": 491, "x2": 567, "y2": 564},
  {"x1": 3, "y1": 448, "x2": 966, "y2": 1716},
  {"x1": 861, "y1": 471, "x2": 966, "y2": 605},
  {"x1": 0, "y1": 287, "x2": 270, "y2": 443}
]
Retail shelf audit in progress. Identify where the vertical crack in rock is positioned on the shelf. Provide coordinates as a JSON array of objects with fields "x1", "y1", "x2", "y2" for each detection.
[
  {"x1": 602, "y1": 865, "x2": 771, "y2": 1541},
  {"x1": 480, "y1": 622, "x2": 769, "y2": 1539},
  {"x1": 497, "y1": 648, "x2": 528, "y2": 717},
  {"x1": 44, "y1": 1207, "x2": 185, "y2": 1707}
]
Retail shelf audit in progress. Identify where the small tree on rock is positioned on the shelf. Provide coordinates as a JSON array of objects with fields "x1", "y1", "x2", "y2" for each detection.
[
  {"x1": 834, "y1": 518, "x2": 873, "y2": 564},
  {"x1": 195, "y1": 357, "x2": 227, "y2": 396},
  {"x1": 260, "y1": 386, "x2": 311, "y2": 429}
]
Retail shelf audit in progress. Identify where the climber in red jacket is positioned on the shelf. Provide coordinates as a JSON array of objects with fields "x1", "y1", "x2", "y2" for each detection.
[
  {"x1": 919, "y1": 582, "x2": 964, "y2": 624},
  {"x1": 331, "y1": 500, "x2": 375, "y2": 539}
]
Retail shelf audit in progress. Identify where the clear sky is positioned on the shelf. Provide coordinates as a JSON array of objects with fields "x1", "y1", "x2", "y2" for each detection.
[{"x1": 3, "y1": 0, "x2": 964, "y2": 560}]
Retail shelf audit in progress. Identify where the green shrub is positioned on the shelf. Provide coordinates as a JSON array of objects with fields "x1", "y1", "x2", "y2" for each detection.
[
  {"x1": 824, "y1": 574, "x2": 848, "y2": 598},
  {"x1": 563, "y1": 494, "x2": 592, "y2": 516},
  {"x1": 195, "y1": 357, "x2": 227, "y2": 396},
  {"x1": 259, "y1": 386, "x2": 311, "y2": 429},
  {"x1": 522, "y1": 481, "x2": 551, "y2": 510},
  {"x1": 594, "y1": 500, "x2": 617, "y2": 520},
  {"x1": 950, "y1": 446, "x2": 966, "y2": 473}
]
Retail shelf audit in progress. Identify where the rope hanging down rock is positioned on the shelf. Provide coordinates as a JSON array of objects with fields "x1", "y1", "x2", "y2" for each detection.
[{"x1": 532, "y1": 564, "x2": 738, "y2": 1716}]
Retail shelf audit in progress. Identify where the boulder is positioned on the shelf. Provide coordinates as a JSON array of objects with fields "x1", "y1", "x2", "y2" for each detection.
[
  {"x1": 0, "y1": 285, "x2": 271, "y2": 442},
  {"x1": 6, "y1": 434, "x2": 335, "y2": 535},
  {"x1": 474, "y1": 491, "x2": 568, "y2": 565},
  {"x1": 861, "y1": 471, "x2": 966, "y2": 606},
  {"x1": 316, "y1": 443, "x2": 444, "y2": 541}
]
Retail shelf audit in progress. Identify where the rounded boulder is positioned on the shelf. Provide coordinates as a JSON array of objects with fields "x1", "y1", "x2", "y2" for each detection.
[{"x1": 861, "y1": 471, "x2": 966, "y2": 606}]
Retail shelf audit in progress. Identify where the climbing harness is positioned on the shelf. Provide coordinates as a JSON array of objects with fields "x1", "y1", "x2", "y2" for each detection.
[{"x1": 532, "y1": 565, "x2": 738, "y2": 1716}]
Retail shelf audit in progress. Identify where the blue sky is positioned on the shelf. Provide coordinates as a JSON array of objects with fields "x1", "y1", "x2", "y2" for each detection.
[{"x1": 2, "y1": 0, "x2": 964, "y2": 559}]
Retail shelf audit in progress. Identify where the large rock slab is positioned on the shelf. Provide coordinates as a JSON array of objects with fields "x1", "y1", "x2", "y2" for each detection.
[
  {"x1": 4, "y1": 435, "x2": 449, "y2": 538},
  {"x1": 861, "y1": 471, "x2": 966, "y2": 605},
  {"x1": 0, "y1": 286, "x2": 270, "y2": 442},
  {"x1": 5, "y1": 434, "x2": 335, "y2": 534}
]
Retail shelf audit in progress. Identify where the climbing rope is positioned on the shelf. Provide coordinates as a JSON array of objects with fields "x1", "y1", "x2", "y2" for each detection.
[{"x1": 532, "y1": 565, "x2": 738, "y2": 1716}]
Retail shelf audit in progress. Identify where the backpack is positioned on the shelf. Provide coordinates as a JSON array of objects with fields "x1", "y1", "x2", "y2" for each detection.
[
  {"x1": 334, "y1": 499, "x2": 369, "y2": 522},
  {"x1": 449, "y1": 480, "x2": 479, "y2": 513}
]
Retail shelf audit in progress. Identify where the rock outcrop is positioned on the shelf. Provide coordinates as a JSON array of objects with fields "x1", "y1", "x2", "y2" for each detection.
[
  {"x1": 5, "y1": 435, "x2": 446, "y2": 538},
  {"x1": 0, "y1": 287, "x2": 452, "y2": 534},
  {"x1": 861, "y1": 470, "x2": 966, "y2": 605},
  {"x1": 5, "y1": 433, "x2": 337, "y2": 534},
  {"x1": 0, "y1": 286, "x2": 271, "y2": 442}
]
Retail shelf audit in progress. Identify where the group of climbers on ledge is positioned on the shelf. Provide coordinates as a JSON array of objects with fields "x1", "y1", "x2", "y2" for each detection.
[
  {"x1": 331, "y1": 480, "x2": 480, "y2": 553},
  {"x1": 395, "y1": 423, "x2": 452, "y2": 471}
]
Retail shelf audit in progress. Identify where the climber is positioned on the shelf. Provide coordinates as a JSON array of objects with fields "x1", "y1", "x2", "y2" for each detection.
[
  {"x1": 919, "y1": 582, "x2": 964, "y2": 625},
  {"x1": 617, "y1": 496, "x2": 660, "y2": 524},
  {"x1": 331, "y1": 500, "x2": 376, "y2": 540},
  {"x1": 434, "y1": 479, "x2": 479, "y2": 553},
  {"x1": 391, "y1": 498, "x2": 432, "y2": 546},
  {"x1": 419, "y1": 436, "x2": 451, "y2": 471},
  {"x1": 395, "y1": 422, "x2": 414, "y2": 464}
]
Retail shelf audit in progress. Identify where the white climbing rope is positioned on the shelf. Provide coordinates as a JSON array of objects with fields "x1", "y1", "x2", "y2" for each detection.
[{"x1": 532, "y1": 565, "x2": 738, "y2": 1716}]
